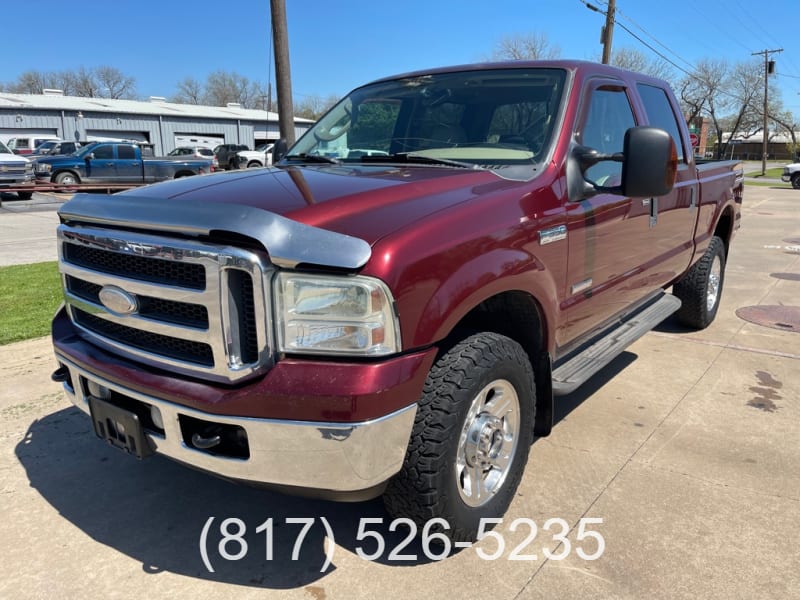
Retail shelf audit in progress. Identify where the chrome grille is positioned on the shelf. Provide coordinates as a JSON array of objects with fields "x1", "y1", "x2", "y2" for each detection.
[{"x1": 58, "y1": 224, "x2": 273, "y2": 383}]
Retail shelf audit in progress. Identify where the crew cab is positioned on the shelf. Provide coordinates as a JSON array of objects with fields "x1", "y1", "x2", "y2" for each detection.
[
  {"x1": 50, "y1": 61, "x2": 743, "y2": 543},
  {"x1": 0, "y1": 139, "x2": 35, "y2": 199},
  {"x1": 33, "y1": 141, "x2": 213, "y2": 186}
]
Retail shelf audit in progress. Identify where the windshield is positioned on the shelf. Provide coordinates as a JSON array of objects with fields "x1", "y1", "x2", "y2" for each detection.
[
  {"x1": 287, "y1": 68, "x2": 566, "y2": 178},
  {"x1": 0, "y1": 140, "x2": 11, "y2": 154}
]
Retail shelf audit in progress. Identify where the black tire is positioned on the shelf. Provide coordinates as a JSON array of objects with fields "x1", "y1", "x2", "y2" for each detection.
[
  {"x1": 246, "y1": 161, "x2": 262, "y2": 168},
  {"x1": 16, "y1": 191, "x2": 33, "y2": 200},
  {"x1": 673, "y1": 235, "x2": 726, "y2": 329},
  {"x1": 54, "y1": 171, "x2": 80, "y2": 186},
  {"x1": 383, "y1": 332, "x2": 535, "y2": 543},
  {"x1": 792, "y1": 173, "x2": 800, "y2": 189}
]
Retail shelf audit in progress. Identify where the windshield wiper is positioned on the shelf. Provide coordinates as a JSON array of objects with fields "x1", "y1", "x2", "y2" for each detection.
[
  {"x1": 359, "y1": 153, "x2": 478, "y2": 169},
  {"x1": 284, "y1": 153, "x2": 341, "y2": 164}
]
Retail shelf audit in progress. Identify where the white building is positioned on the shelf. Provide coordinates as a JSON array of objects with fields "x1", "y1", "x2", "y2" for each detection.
[{"x1": 0, "y1": 91, "x2": 313, "y2": 154}]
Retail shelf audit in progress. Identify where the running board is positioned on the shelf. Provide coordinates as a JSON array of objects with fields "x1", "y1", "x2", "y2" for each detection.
[{"x1": 552, "y1": 294, "x2": 681, "y2": 396}]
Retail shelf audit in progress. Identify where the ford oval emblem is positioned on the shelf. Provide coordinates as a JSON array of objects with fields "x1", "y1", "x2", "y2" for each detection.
[{"x1": 98, "y1": 285, "x2": 139, "y2": 316}]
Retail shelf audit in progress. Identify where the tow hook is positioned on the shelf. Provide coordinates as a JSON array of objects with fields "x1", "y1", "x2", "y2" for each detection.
[
  {"x1": 191, "y1": 432, "x2": 222, "y2": 449},
  {"x1": 51, "y1": 366, "x2": 69, "y2": 382}
]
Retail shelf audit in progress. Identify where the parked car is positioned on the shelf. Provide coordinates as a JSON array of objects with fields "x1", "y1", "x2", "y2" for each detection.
[
  {"x1": 236, "y1": 143, "x2": 275, "y2": 168},
  {"x1": 6, "y1": 135, "x2": 60, "y2": 155},
  {"x1": 781, "y1": 163, "x2": 800, "y2": 188},
  {"x1": 0, "y1": 139, "x2": 35, "y2": 199},
  {"x1": 29, "y1": 140, "x2": 83, "y2": 157},
  {"x1": 50, "y1": 60, "x2": 743, "y2": 543},
  {"x1": 213, "y1": 143, "x2": 249, "y2": 170},
  {"x1": 167, "y1": 146, "x2": 219, "y2": 170},
  {"x1": 32, "y1": 141, "x2": 214, "y2": 185}
]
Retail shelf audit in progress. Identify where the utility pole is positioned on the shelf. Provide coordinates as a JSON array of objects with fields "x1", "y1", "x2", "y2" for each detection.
[
  {"x1": 270, "y1": 0, "x2": 295, "y2": 145},
  {"x1": 601, "y1": 0, "x2": 616, "y2": 65},
  {"x1": 582, "y1": 0, "x2": 616, "y2": 64},
  {"x1": 751, "y1": 47, "x2": 783, "y2": 176}
]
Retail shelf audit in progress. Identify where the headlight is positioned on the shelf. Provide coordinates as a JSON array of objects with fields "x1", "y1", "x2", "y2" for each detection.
[
  {"x1": 25, "y1": 163, "x2": 34, "y2": 174},
  {"x1": 35, "y1": 163, "x2": 51, "y2": 173},
  {"x1": 274, "y1": 273, "x2": 401, "y2": 356}
]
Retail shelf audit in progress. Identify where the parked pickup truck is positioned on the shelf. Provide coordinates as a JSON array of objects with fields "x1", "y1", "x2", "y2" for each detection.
[
  {"x1": 0, "y1": 139, "x2": 35, "y2": 199},
  {"x1": 781, "y1": 163, "x2": 800, "y2": 188},
  {"x1": 33, "y1": 141, "x2": 213, "y2": 186},
  {"x1": 50, "y1": 60, "x2": 743, "y2": 543}
]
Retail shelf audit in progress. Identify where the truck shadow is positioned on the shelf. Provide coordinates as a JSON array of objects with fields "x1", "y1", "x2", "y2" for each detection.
[
  {"x1": 16, "y1": 406, "x2": 468, "y2": 588},
  {"x1": 17, "y1": 352, "x2": 638, "y2": 588}
]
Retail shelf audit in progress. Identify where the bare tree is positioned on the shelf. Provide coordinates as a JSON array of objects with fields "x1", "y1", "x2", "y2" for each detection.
[
  {"x1": 611, "y1": 48, "x2": 673, "y2": 81},
  {"x1": 96, "y1": 66, "x2": 136, "y2": 99},
  {"x1": 203, "y1": 70, "x2": 265, "y2": 108},
  {"x1": 491, "y1": 33, "x2": 561, "y2": 60},
  {"x1": 295, "y1": 93, "x2": 339, "y2": 120},
  {"x1": 171, "y1": 77, "x2": 204, "y2": 104}
]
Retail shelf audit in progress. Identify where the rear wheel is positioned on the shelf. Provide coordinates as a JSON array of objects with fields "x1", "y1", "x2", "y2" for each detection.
[
  {"x1": 791, "y1": 173, "x2": 800, "y2": 189},
  {"x1": 383, "y1": 332, "x2": 535, "y2": 543},
  {"x1": 673, "y1": 235, "x2": 726, "y2": 329},
  {"x1": 247, "y1": 161, "x2": 262, "y2": 168}
]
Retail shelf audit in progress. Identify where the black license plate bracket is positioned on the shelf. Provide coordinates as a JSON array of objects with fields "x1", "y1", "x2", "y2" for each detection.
[{"x1": 88, "y1": 396, "x2": 154, "y2": 459}]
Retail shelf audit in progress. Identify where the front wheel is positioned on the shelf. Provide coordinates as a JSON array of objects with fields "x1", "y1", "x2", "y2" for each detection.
[
  {"x1": 54, "y1": 171, "x2": 80, "y2": 186},
  {"x1": 246, "y1": 161, "x2": 262, "y2": 168},
  {"x1": 383, "y1": 332, "x2": 535, "y2": 543},
  {"x1": 673, "y1": 235, "x2": 726, "y2": 329},
  {"x1": 791, "y1": 173, "x2": 800, "y2": 189},
  {"x1": 16, "y1": 191, "x2": 33, "y2": 200}
]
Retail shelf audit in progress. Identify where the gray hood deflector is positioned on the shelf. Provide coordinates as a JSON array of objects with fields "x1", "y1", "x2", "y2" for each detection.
[{"x1": 58, "y1": 193, "x2": 372, "y2": 270}]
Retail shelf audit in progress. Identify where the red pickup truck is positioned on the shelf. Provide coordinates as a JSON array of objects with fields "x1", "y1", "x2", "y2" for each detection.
[{"x1": 51, "y1": 60, "x2": 743, "y2": 542}]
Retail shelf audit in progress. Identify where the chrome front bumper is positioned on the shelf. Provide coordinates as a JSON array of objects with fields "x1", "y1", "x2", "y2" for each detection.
[{"x1": 56, "y1": 356, "x2": 416, "y2": 494}]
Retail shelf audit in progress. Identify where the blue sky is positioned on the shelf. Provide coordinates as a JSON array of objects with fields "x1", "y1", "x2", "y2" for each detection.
[{"x1": 3, "y1": 0, "x2": 799, "y2": 112}]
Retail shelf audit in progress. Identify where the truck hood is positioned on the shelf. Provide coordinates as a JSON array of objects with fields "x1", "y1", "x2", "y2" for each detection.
[
  {"x1": 123, "y1": 164, "x2": 508, "y2": 246},
  {"x1": 0, "y1": 152, "x2": 30, "y2": 165}
]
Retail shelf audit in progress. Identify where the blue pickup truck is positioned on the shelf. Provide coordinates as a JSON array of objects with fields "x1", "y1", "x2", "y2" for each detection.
[{"x1": 33, "y1": 141, "x2": 214, "y2": 186}]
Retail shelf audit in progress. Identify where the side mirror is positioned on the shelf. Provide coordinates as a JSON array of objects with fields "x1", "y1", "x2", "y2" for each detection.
[
  {"x1": 272, "y1": 138, "x2": 288, "y2": 163},
  {"x1": 620, "y1": 127, "x2": 677, "y2": 197},
  {"x1": 568, "y1": 126, "x2": 676, "y2": 202}
]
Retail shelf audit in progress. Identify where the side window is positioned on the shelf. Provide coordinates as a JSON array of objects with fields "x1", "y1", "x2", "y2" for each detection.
[
  {"x1": 579, "y1": 87, "x2": 636, "y2": 185},
  {"x1": 92, "y1": 145, "x2": 114, "y2": 159},
  {"x1": 637, "y1": 83, "x2": 685, "y2": 162},
  {"x1": 118, "y1": 145, "x2": 136, "y2": 160}
]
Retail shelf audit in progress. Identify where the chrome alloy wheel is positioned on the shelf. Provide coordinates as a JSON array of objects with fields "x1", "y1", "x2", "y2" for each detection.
[
  {"x1": 456, "y1": 379, "x2": 520, "y2": 507},
  {"x1": 707, "y1": 254, "x2": 722, "y2": 313}
]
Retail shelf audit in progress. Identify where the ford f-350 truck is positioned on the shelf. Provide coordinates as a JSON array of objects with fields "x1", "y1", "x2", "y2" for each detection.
[
  {"x1": 50, "y1": 61, "x2": 743, "y2": 542},
  {"x1": 33, "y1": 141, "x2": 213, "y2": 186}
]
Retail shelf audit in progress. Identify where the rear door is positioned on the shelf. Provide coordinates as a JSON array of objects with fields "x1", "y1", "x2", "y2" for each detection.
[{"x1": 634, "y1": 83, "x2": 698, "y2": 278}]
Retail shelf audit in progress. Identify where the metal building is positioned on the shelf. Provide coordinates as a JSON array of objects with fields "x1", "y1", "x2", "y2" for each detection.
[{"x1": 0, "y1": 90, "x2": 313, "y2": 154}]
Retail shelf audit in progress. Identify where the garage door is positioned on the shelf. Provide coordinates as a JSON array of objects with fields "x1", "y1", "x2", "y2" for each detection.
[
  {"x1": 0, "y1": 128, "x2": 59, "y2": 145},
  {"x1": 85, "y1": 130, "x2": 150, "y2": 143},
  {"x1": 174, "y1": 134, "x2": 224, "y2": 150}
]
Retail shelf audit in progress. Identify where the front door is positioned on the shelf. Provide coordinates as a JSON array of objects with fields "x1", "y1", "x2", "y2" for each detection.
[{"x1": 560, "y1": 82, "x2": 649, "y2": 347}]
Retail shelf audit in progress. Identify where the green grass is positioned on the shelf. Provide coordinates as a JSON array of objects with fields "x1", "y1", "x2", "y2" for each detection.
[
  {"x1": 743, "y1": 180, "x2": 792, "y2": 188},
  {"x1": 744, "y1": 167, "x2": 786, "y2": 178},
  {"x1": 0, "y1": 262, "x2": 62, "y2": 345}
]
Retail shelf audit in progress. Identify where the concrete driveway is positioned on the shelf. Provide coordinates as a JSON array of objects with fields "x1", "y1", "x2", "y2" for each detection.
[{"x1": 0, "y1": 185, "x2": 798, "y2": 599}]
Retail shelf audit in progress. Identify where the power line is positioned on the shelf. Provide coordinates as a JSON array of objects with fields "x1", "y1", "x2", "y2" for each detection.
[{"x1": 612, "y1": 6, "x2": 696, "y2": 71}]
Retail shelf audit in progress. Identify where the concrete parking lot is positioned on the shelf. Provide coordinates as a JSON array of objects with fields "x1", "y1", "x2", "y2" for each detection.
[{"x1": 0, "y1": 185, "x2": 798, "y2": 599}]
